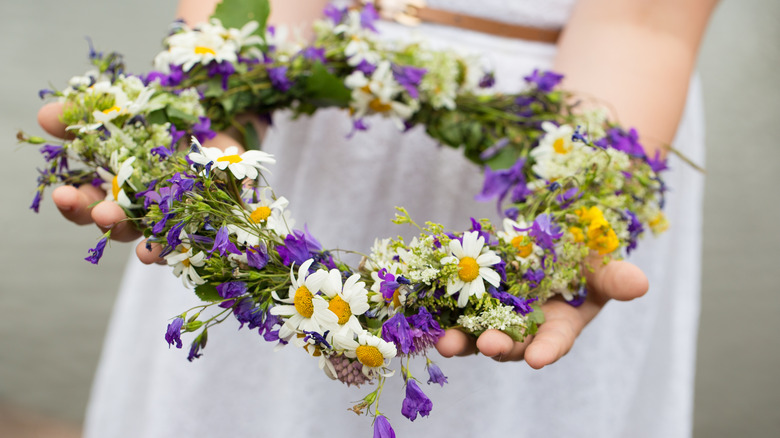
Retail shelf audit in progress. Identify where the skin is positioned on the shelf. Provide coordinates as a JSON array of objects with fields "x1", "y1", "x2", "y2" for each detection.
[{"x1": 41, "y1": 0, "x2": 717, "y2": 369}]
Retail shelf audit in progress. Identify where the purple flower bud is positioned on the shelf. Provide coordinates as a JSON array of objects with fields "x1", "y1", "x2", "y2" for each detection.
[
  {"x1": 29, "y1": 189, "x2": 43, "y2": 213},
  {"x1": 165, "y1": 317, "x2": 184, "y2": 349},
  {"x1": 524, "y1": 69, "x2": 564, "y2": 93},
  {"x1": 85, "y1": 236, "x2": 109, "y2": 264},
  {"x1": 39, "y1": 144, "x2": 64, "y2": 161},
  {"x1": 426, "y1": 363, "x2": 448, "y2": 387},
  {"x1": 401, "y1": 380, "x2": 433, "y2": 421}
]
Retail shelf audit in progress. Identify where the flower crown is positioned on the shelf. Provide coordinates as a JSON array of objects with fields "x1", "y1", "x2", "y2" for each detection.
[{"x1": 22, "y1": 0, "x2": 671, "y2": 435}]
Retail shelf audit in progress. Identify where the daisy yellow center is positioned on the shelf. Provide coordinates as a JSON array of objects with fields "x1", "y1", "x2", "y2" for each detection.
[
  {"x1": 217, "y1": 154, "x2": 242, "y2": 164},
  {"x1": 457, "y1": 257, "x2": 480, "y2": 282},
  {"x1": 328, "y1": 296, "x2": 352, "y2": 325},
  {"x1": 194, "y1": 46, "x2": 216, "y2": 56},
  {"x1": 510, "y1": 236, "x2": 533, "y2": 258},
  {"x1": 249, "y1": 206, "x2": 271, "y2": 223},
  {"x1": 553, "y1": 137, "x2": 569, "y2": 154},
  {"x1": 356, "y1": 345, "x2": 384, "y2": 368},
  {"x1": 294, "y1": 286, "x2": 314, "y2": 318},
  {"x1": 111, "y1": 175, "x2": 121, "y2": 200},
  {"x1": 369, "y1": 98, "x2": 393, "y2": 113},
  {"x1": 102, "y1": 105, "x2": 122, "y2": 115}
]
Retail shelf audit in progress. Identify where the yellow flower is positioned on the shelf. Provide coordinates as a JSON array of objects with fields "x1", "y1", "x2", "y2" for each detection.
[
  {"x1": 648, "y1": 212, "x2": 669, "y2": 233},
  {"x1": 576, "y1": 206, "x2": 620, "y2": 255}
]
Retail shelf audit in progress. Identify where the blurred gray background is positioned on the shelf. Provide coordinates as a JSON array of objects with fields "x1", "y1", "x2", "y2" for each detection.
[{"x1": 1, "y1": 1, "x2": 778, "y2": 436}]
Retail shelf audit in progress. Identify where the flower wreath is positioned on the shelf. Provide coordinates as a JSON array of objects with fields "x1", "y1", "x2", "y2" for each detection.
[{"x1": 22, "y1": 0, "x2": 675, "y2": 435}]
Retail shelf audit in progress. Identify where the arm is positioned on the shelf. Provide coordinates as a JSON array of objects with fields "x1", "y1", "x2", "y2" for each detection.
[{"x1": 435, "y1": 0, "x2": 718, "y2": 367}]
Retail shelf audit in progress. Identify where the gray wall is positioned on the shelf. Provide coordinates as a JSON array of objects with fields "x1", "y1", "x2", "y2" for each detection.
[{"x1": 0, "y1": 1, "x2": 777, "y2": 436}]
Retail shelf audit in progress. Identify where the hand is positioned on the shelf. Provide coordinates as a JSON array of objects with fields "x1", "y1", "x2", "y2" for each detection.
[
  {"x1": 434, "y1": 257, "x2": 649, "y2": 369},
  {"x1": 37, "y1": 102, "x2": 253, "y2": 264}
]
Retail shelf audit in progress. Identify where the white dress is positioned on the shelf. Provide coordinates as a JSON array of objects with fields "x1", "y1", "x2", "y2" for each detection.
[{"x1": 84, "y1": 1, "x2": 705, "y2": 437}]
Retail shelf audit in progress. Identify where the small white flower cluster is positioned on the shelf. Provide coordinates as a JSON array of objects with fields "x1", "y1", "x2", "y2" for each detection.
[{"x1": 457, "y1": 304, "x2": 528, "y2": 332}]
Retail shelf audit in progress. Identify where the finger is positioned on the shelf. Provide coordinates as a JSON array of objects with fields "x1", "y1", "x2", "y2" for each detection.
[
  {"x1": 37, "y1": 102, "x2": 72, "y2": 139},
  {"x1": 523, "y1": 300, "x2": 582, "y2": 369},
  {"x1": 91, "y1": 201, "x2": 141, "y2": 242},
  {"x1": 201, "y1": 132, "x2": 247, "y2": 153},
  {"x1": 435, "y1": 329, "x2": 477, "y2": 357},
  {"x1": 475, "y1": 329, "x2": 532, "y2": 362},
  {"x1": 585, "y1": 258, "x2": 649, "y2": 302},
  {"x1": 51, "y1": 185, "x2": 105, "y2": 225},
  {"x1": 136, "y1": 240, "x2": 165, "y2": 265}
]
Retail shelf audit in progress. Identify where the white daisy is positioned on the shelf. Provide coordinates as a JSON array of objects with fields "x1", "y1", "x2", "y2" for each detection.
[
  {"x1": 188, "y1": 137, "x2": 275, "y2": 180},
  {"x1": 165, "y1": 244, "x2": 207, "y2": 287},
  {"x1": 96, "y1": 151, "x2": 137, "y2": 208},
  {"x1": 440, "y1": 231, "x2": 502, "y2": 307},
  {"x1": 337, "y1": 330, "x2": 396, "y2": 378},
  {"x1": 530, "y1": 122, "x2": 589, "y2": 180},
  {"x1": 270, "y1": 259, "x2": 338, "y2": 340},
  {"x1": 320, "y1": 269, "x2": 370, "y2": 336},
  {"x1": 90, "y1": 79, "x2": 155, "y2": 125},
  {"x1": 154, "y1": 19, "x2": 239, "y2": 73},
  {"x1": 344, "y1": 61, "x2": 417, "y2": 129},
  {"x1": 227, "y1": 188, "x2": 292, "y2": 246},
  {"x1": 496, "y1": 217, "x2": 543, "y2": 266}
]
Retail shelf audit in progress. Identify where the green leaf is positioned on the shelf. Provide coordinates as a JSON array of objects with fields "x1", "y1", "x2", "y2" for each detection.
[
  {"x1": 303, "y1": 62, "x2": 351, "y2": 108},
  {"x1": 484, "y1": 144, "x2": 521, "y2": 170},
  {"x1": 526, "y1": 303, "x2": 545, "y2": 325},
  {"x1": 166, "y1": 106, "x2": 199, "y2": 125},
  {"x1": 501, "y1": 325, "x2": 527, "y2": 342},
  {"x1": 212, "y1": 0, "x2": 269, "y2": 39},
  {"x1": 242, "y1": 119, "x2": 262, "y2": 151},
  {"x1": 146, "y1": 108, "x2": 169, "y2": 126},
  {"x1": 194, "y1": 284, "x2": 223, "y2": 302}
]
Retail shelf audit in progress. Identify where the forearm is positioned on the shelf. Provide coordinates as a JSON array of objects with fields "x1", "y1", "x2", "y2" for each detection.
[
  {"x1": 176, "y1": 0, "x2": 329, "y2": 29},
  {"x1": 553, "y1": 0, "x2": 718, "y2": 155}
]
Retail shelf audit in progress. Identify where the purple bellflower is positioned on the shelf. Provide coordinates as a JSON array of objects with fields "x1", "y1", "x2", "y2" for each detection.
[
  {"x1": 392, "y1": 65, "x2": 427, "y2": 99},
  {"x1": 165, "y1": 317, "x2": 184, "y2": 349},
  {"x1": 247, "y1": 244, "x2": 269, "y2": 270},
  {"x1": 360, "y1": 3, "x2": 380, "y2": 31},
  {"x1": 381, "y1": 312, "x2": 414, "y2": 355},
  {"x1": 209, "y1": 226, "x2": 241, "y2": 257},
  {"x1": 401, "y1": 380, "x2": 433, "y2": 421},
  {"x1": 85, "y1": 235, "x2": 109, "y2": 264},
  {"x1": 268, "y1": 66, "x2": 292, "y2": 92},
  {"x1": 524, "y1": 69, "x2": 564, "y2": 93},
  {"x1": 373, "y1": 415, "x2": 396, "y2": 438},
  {"x1": 426, "y1": 362, "x2": 448, "y2": 387}
]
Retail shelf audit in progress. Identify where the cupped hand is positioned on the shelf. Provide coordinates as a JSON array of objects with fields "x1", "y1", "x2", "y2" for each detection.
[
  {"x1": 435, "y1": 257, "x2": 649, "y2": 369},
  {"x1": 38, "y1": 102, "x2": 247, "y2": 264}
]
